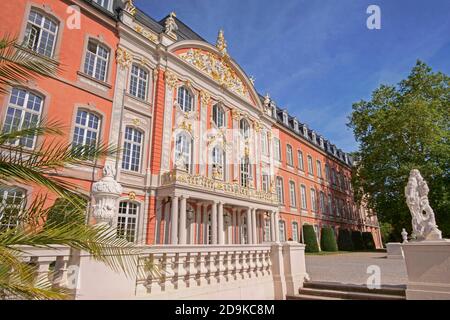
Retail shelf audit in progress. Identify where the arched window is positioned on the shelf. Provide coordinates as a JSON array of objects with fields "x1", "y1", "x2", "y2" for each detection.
[
  {"x1": 212, "y1": 146, "x2": 224, "y2": 179},
  {"x1": 121, "y1": 127, "x2": 143, "y2": 172},
  {"x1": 72, "y1": 109, "x2": 101, "y2": 159},
  {"x1": 175, "y1": 132, "x2": 192, "y2": 172},
  {"x1": 0, "y1": 186, "x2": 26, "y2": 230},
  {"x1": 286, "y1": 144, "x2": 293, "y2": 166},
  {"x1": 117, "y1": 201, "x2": 139, "y2": 242},
  {"x1": 276, "y1": 177, "x2": 284, "y2": 204},
  {"x1": 24, "y1": 9, "x2": 59, "y2": 58},
  {"x1": 212, "y1": 104, "x2": 225, "y2": 128},
  {"x1": 129, "y1": 64, "x2": 149, "y2": 100},
  {"x1": 240, "y1": 156, "x2": 250, "y2": 188},
  {"x1": 177, "y1": 86, "x2": 193, "y2": 113},
  {"x1": 2, "y1": 88, "x2": 43, "y2": 149},
  {"x1": 84, "y1": 40, "x2": 110, "y2": 82},
  {"x1": 239, "y1": 118, "x2": 250, "y2": 139}
]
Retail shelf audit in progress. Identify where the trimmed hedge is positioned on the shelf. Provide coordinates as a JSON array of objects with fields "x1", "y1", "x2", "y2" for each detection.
[
  {"x1": 337, "y1": 229, "x2": 353, "y2": 251},
  {"x1": 351, "y1": 231, "x2": 365, "y2": 251},
  {"x1": 362, "y1": 232, "x2": 376, "y2": 250},
  {"x1": 320, "y1": 227, "x2": 338, "y2": 252},
  {"x1": 303, "y1": 224, "x2": 320, "y2": 253}
]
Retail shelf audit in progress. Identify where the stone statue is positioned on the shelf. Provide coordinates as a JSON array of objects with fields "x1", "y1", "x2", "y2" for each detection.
[
  {"x1": 165, "y1": 12, "x2": 178, "y2": 38},
  {"x1": 92, "y1": 163, "x2": 123, "y2": 226},
  {"x1": 174, "y1": 154, "x2": 187, "y2": 172},
  {"x1": 405, "y1": 169, "x2": 442, "y2": 241},
  {"x1": 401, "y1": 228, "x2": 409, "y2": 243}
]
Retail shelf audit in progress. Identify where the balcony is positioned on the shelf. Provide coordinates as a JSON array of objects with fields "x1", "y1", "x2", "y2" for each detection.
[{"x1": 160, "y1": 169, "x2": 279, "y2": 205}]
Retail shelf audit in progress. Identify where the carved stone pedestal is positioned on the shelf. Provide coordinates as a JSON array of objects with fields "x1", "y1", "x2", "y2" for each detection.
[
  {"x1": 386, "y1": 243, "x2": 404, "y2": 259},
  {"x1": 402, "y1": 240, "x2": 450, "y2": 300}
]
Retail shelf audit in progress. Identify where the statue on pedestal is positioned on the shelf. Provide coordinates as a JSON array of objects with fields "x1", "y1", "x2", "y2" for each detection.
[{"x1": 405, "y1": 169, "x2": 442, "y2": 241}]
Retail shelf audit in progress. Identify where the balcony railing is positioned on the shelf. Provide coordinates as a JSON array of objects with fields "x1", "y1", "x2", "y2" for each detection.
[{"x1": 161, "y1": 169, "x2": 279, "y2": 205}]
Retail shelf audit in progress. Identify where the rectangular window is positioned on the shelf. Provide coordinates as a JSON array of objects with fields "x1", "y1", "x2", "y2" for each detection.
[
  {"x1": 2, "y1": 88, "x2": 43, "y2": 149},
  {"x1": 311, "y1": 188, "x2": 317, "y2": 212},
  {"x1": 300, "y1": 185, "x2": 307, "y2": 209},
  {"x1": 129, "y1": 65, "x2": 149, "y2": 100},
  {"x1": 297, "y1": 150, "x2": 304, "y2": 171},
  {"x1": 117, "y1": 201, "x2": 138, "y2": 242},
  {"x1": 0, "y1": 186, "x2": 26, "y2": 231},
  {"x1": 72, "y1": 109, "x2": 100, "y2": 159},
  {"x1": 279, "y1": 220, "x2": 286, "y2": 242},
  {"x1": 328, "y1": 194, "x2": 333, "y2": 215},
  {"x1": 276, "y1": 177, "x2": 284, "y2": 204},
  {"x1": 84, "y1": 40, "x2": 110, "y2": 82},
  {"x1": 307, "y1": 156, "x2": 314, "y2": 175},
  {"x1": 292, "y1": 222, "x2": 299, "y2": 242},
  {"x1": 262, "y1": 174, "x2": 270, "y2": 192},
  {"x1": 325, "y1": 164, "x2": 330, "y2": 182},
  {"x1": 319, "y1": 192, "x2": 325, "y2": 214},
  {"x1": 261, "y1": 132, "x2": 269, "y2": 155},
  {"x1": 289, "y1": 181, "x2": 297, "y2": 208},
  {"x1": 24, "y1": 10, "x2": 58, "y2": 58},
  {"x1": 121, "y1": 127, "x2": 143, "y2": 172},
  {"x1": 264, "y1": 218, "x2": 271, "y2": 242},
  {"x1": 317, "y1": 160, "x2": 322, "y2": 178},
  {"x1": 286, "y1": 144, "x2": 294, "y2": 166},
  {"x1": 273, "y1": 138, "x2": 281, "y2": 161}
]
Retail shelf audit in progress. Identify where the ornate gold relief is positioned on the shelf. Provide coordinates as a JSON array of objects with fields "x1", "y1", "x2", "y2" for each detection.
[
  {"x1": 134, "y1": 25, "x2": 158, "y2": 43},
  {"x1": 231, "y1": 108, "x2": 241, "y2": 121},
  {"x1": 178, "y1": 49, "x2": 250, "y2": 100},
  {"x1": 216, "y1": 29, "x2": 228, "y2": 57},
  {"x1": 200, "y1": 90, "x2": 211, "y2": 107},
  {"x1": 129, "y1": 192, "x2": 136, "y2": 201},
  {"x1": 165, "y1": 70, "x2": 178, "y2": 89},
  {"x1": 254, "y1": 122, "x2": 261, "y2": 133},
  {"x1": 178, "y1": 121, "x2": 193, "y2": 134},
  {"x1": 132, "y1": 118, "x2": 140, "y2": 126},
  {"x1": 116, "y1": 47, "x2": 132, "y2": 69}
]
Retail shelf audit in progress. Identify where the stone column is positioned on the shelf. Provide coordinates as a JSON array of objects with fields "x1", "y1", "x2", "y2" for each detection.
[
  {"x1": 270, "y1": 211, "x2": 276, "y2": 242},
  {"x1": 171, "y1": 196, "x2": 179, "y2": 245},
  {"x1": 252, "y1": 209, "x2": 257, "y2": 244},
  {"x1": 202, "y1": 203, "x2": 209, "y2": 245},
  {"x1": 232, "y1": 209, "x2": 237, "y2": 244},
  {"x1": 274, "y1": 211, "x2": 281, "y2": 242},
  {"x1": 155, "y1": 198, "x2": 163, "y2": 244},
  {"x1": 218, "y1": 202, "x2": 224, "y2": 245},
  {"x1": 211, "y1": 202, "x2": 218, "y2": 245},
  {"x1": 179, "y1": 196, "x2": 187, "y2": 245},
  {"x1": 246, "y1": 209, "x2": 252, "y2": 244},
  {"x1": 196, "y1": 204, "x2": 202, "y2": 245}
]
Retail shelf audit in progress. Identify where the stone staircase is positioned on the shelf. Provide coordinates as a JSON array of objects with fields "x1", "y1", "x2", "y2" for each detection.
[{"x1": 287, "y1": 281, "x2": 406, "y2": 300}]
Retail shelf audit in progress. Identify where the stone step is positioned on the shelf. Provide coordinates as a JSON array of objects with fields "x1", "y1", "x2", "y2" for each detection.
[
  {"x1": 287, "y1": 294, "x2": 344, "y2": 300},
  {"x1": 298, "y1": 287, "x2": 405, "y2": 300},
  {"x1": 304, "y1": 281, "x2": 406, "y2": 297}
]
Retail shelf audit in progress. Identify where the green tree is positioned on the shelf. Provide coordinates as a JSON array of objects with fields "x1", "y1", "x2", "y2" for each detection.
[
  {"x1": 0, "y1": 36, "x2": 141, "y2": 299},
  {"x1": 320, "y1": 227, "x2": 338, "y2": 252},
  {"x1": 348, "y1": 60, "x2": 450, "y2": 240},
  {"x1": 302, "y1": 224, "x2": 320, "y2": 253}
]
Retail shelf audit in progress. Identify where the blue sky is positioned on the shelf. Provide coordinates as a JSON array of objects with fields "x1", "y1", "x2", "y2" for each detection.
[{"x1": 135, "y1": 0, "x2": 450, "y2": 152}]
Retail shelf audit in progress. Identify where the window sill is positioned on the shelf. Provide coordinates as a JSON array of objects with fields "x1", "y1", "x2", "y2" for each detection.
[
  {"x1": 77, "y1": 71, "x2": 112, "y2": 90},
  {"x1": 14, "y1": 44, "x2": 60, "y2": 66},
  {"x1": 121, "y1": 169, "x2": 146, "y2": 178},
  {"x1": 125, "y1": 92, "x2": 152, "y2": 107}
]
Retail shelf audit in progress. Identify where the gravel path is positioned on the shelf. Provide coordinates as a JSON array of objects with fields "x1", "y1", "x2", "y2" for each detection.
[{"x1": 305, "y1": 252, "x2": 408, "y2": 287}]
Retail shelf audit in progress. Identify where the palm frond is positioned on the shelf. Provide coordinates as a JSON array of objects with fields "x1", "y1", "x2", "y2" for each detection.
[
  {"x1": 0, "y1": 35, "x2": 59, "y2": 95},
  {"x1": 0, "y1": 119, "x2": 63, "y2": 145}
]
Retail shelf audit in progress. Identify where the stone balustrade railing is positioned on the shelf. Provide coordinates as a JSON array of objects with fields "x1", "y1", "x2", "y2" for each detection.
[
  {"x1": 136, "y1": 245, "x2": 272, "y2": 297},
  {"x1": 11, "y1": 243, "x2": 307, "y2": 300},
  {"x1": 160, "y1": 169, "x2": 279, "y2": 204}
]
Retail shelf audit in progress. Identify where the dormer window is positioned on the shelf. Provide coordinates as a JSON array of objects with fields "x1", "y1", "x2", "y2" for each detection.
[
  {"x1": 293, "y1": 119, "x2": 299, "y2": 132},
  {"x1": 312, "y1": 132, "x2": 317, "y2": 144},
  {"x1": 320, "y1": 138, "x2": 324, "y2": 149},
  {"x1": 303, "y1": 126, "x2": 308, "y2": 138},
  {"x1": 282, "y1": 112, "x2": 288, "y2": 125}
]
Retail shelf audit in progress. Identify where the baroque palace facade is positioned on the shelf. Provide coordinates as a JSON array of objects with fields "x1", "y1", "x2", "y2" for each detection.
[{"x1": 0, "y1": 0, "x2": 381, "y2": 248}]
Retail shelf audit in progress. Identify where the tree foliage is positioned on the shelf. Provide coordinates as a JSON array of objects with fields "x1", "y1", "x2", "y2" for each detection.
[
  {"x1": 302, "y1": 224, "x2": 320, "y2": 253},
  {"x1": 348, "y1": 61, "x2": 450, "y2": 240},
  {"x1": 320, "y1": 227, "x2": 338, "y2": 252}
]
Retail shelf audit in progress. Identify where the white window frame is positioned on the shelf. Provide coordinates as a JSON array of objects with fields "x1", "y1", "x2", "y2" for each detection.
[
  {"x1": 273, "y1": 137, "x2": 281, "y2": 161},
  {"x1": 0, "y1": 187, "x2": 26, "y2": 230},
  {"x1": 72, "y1": 109, "x2": 101, "y2": 152},
  {"x1": 289, "y1": 181, "x2": 297, "y2": 208},
  {"x1": 317, "y1": 160, "x2": 322, "y2": 178},
  {"x1": 93, "y1": 0, "x2": 113, "y2": 11},
  {"x1": 311, "y1": 188, "x2": 317, "y2": 213},
  {"x1": 212, "y1": 104, "x2": 225, "y2": 128},
  {"x1": 307, "y1": 155, "x2": 314, "y2": 175},
  {"x1": 117, "y1": 201, "x2": 139, "y2": 243},
  {"x1": 240, "y1": 156, "x2": 250, "y2": 188},
  {"x1": 2, "y1": 88, "x2": 44, "y2": 149},
  {"x1": 300, "y1": 185, "x2": 307, "y2": 209},
  {"x1": 175, "y1": 132, "x2": 192, "y2": 173},
  {"x1": 24, "y1": 9, "x2": 59, "y2": 58},
  {"x1": 212, "y1": 146, "x2": 225, "y2": 180},
  {"x1": 276, "y1": 177, "x2": 284, "y2": 204},
  {"x1": 129, "y1": 64, "x2": 149, "y2": 101},
  {"x1": 121, "y1": 127, "x2": 143, "y2": 172},
  {"x1": 240, "y1": 118, "x2": 250, "y2": 140},
  {"x1": 177, "y1": 86, "x2": 193, "y2": 113},
  {"x1": 297, "y1": 150, "x2": 304, "y2": 171},
  {"x1": 279, "y1": 220, "x2": 286, "y2": 242},
  {"x1": 292, "y1": 222, "x2": 299, "y2": 242},
  {"x1": 84, "y1": 40, "x2": 110, "y2": 82},
  {"x1": 286, "y1": 144, "x2": 293, "y2": 166}
]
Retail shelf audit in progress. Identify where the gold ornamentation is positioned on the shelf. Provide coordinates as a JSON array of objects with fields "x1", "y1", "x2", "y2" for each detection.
[
  {"x1": 178, "y1": 121, "x2": 193, "y2": 134},
  {"x1": 254, "y1": 122, "x2": 261, "y2": 133},
  {"x1": 178, "y1": 49, "x2": 250, "y2": 100},
  {"x1": 124, "y1": 0, "x2": 136, "y2": 16},
  {"x1": 134, "y1": 25, "x2": 158, "y2": 43},
  {"x1": 129, "y1": 192, "x2": 136, "y2": 201},
  {"x1": 200, "y1": 90, "x2": 211, "y2": 106},
  {"x1": 231, "y1": 108, "x2": 241, "y2": 120},
  {"x1": 116, "y1": 47, "x2": 132, "y2": 69},
  {"x1": 216, "y1": 29, "x2": 228, "y2": 57},
  {"x1": 132, "y1": 118, "x2": 140, "y2": 126},
  {"x1": 165, "y1": 70, "x2": 178, "y2": 89}
]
